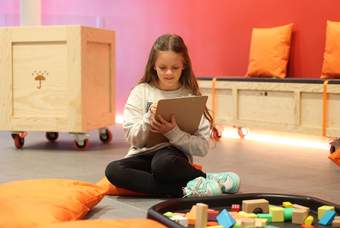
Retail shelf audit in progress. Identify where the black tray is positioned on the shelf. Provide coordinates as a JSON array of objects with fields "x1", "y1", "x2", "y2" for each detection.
[{"x1": 147, "y1": 193, "x2": 340, "y2": 228}]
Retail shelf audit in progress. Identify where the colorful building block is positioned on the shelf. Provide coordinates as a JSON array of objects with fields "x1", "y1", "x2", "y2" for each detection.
[
  {"x1": 304, "y1": 215, "x2": 314, "y2": 225},
  {"x1": 283, "y1": 208, "x2": 293, "y2": 221},
  {"x1": 231, "y1": 204, "x2": 241, "y2": 212},
  {"x1": 270, "y1": 206, "x2": 284, "y2": 222},
  {"x1": 282, "y1": 201, "x2": 293, "y2": 208},
  {"x1": 319, "y1": 210, "x2": 336, "y2": 226},
  {"x1": 257, "y1": 213, "x2": 272, "y2": 223},
  {"x1": 292, "y1": 209, "x2": 308, "y2": 224},
  {"x1": 317, "y1": 205, "x2": 335, "y2": 220},
  {"x1": 217, "y1": 209, "x2": 236, "y2": 228}
]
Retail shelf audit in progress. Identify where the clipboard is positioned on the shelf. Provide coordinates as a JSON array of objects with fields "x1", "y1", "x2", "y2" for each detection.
[{"x1": 146, "y1": 95, "x2": 208, "y2": 147}]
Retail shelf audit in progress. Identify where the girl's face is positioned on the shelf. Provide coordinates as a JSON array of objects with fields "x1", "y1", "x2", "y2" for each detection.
[{"x1": 154, "y1": 51, "x2": 184, "y2": 91}]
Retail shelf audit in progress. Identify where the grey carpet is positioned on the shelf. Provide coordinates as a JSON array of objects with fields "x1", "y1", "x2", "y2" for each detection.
[{"x1": 1, "y1": 126, "x2": 339, "y2": 220}]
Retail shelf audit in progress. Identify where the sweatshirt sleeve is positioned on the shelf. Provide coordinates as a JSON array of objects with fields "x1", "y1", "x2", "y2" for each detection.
[
  {"x1": 164, "y1": 115, "x2": 211, "y2": 157},
  {"x1": 123, "y1": 85, "x2": 151, "y2": 148}
]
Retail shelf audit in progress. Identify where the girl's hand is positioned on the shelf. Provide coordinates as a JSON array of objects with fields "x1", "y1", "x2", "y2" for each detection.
[
  {"x1": 150, "y1": 114, "x2": 177, "y2": 134},
  {"x1": 149, "y1": 102, "x2": 157, "y2": 118}
]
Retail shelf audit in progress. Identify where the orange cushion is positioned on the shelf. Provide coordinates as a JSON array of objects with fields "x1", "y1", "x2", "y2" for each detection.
[
  {"x1": 246, "y1": 23, "x2": 293, "y2": 79},
  {"x1": 329, "y1": 149, "x2": 340, "y2": 167},
  {"x1": 36, "y1": 219, "x2": 166, "y2": 228},
  {"x1": 96, "y1": 177, "x2": 146, "y2": 196},
  {"x1": 321, "y1": 20, "x2": 340, "y2": 78},
  {"x1": 0, "y1": 179, "x2": 105, "y2": 228}
]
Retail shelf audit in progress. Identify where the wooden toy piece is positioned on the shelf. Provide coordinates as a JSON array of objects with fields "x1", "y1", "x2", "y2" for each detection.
[
  {"x1": 208, "y1": 209, "x2": 220, "y2": 221},
  {"x1": 231, "y1": 204, "x2": 241, "y2": 212},
  {"x1": 282, "y1": 201, "x2": 293, "y2": 208},
  {"x1": 292, "y1": 204, "x2": 310, "y2": 214},
  {"x1": 304, "y1": 215, "x2": 314, "y2": 225},
  {"x1": 292, "y1": 209, "x2": 309, "y2": 224},
  {"x1": 242, "y1": 199, "x2": 269, "y2": 214},
  {"x1": 332, "y1": 216, "x2": 340, "y2": 227},
  {"x1": 318, "y1": 205, "x2": 335, "y2": 219},
  {"x1": 283, "y1": 208, "x2": 293, "y2": 221},
  {"x1": 186, "y1": 205, "x2": 196, "y2": 225},
  {"x1": 269, "y1": 206, "x2": 284, "y2": 222},
  {"x1": 257, "y1": 214, "x2": 272, "y2": 223},
  {"x1": 163, "y1": 211, "x2": 173, "y2": 218},
  {"x1": 217, "y1": 209, "x2": 236, "y2": 228},
  {"x1": 195, "y1": 203, "x2": 208, "y2": 228},
  {"x1": 300, "y1": 225, "x2": 314, "y2": 228},
  {"x1": 207, "y1": 226, "x2": 224, "y2": 228},
  {"x1": 238, "y1": 211, "x2": 257, "y2": 218},
  {"x1": 239, "y1": 218, "x2": 255, "y2": 228},
  {"x1": 207, "y1": 221, "x2": 219, "y2": 226},
  {"x1": 254, "y1": 218, "x2": 267, "y2": 227},
  {"x1": 170, "y1": 214, "x2": 188, "y2": 227},
  {"x1": 319, "y1": 210, "x2": 336, "y2": 226}
]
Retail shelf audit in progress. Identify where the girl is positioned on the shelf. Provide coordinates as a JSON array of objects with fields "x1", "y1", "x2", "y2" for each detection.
[{"x1": 105, "y1": 34, "x2": 240, "y2": 197}]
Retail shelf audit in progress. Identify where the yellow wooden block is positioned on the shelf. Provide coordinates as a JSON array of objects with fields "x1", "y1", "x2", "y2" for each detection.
[
  {"x1": 238, "y1": 211, "x2": 257, "y2": 218},
  {"x1": 270, "y1": 207, "x2": 284, "y2": 222},
  {"x1": 318, "y1": 205, "x2": 335, "y2": 220},
  {"x1": 304, "y1": 215, "x2": 314, "y2": 225},
  {"x1": 282, "y1": 201, "x2": 293, "y2": 208}
]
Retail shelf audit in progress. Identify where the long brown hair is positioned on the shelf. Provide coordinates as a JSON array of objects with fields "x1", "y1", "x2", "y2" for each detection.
[{"x1": 139, "y1": 34, "x2": 221, "y2": 140}]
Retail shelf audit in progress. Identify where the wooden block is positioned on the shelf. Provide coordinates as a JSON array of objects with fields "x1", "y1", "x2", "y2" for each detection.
[
  {"x1": 292, "y1": 204, "x2": 310, "y2": 214},
  {"x1": 217, "y1": 209, "x2": 236, "y2": 228},
  {"x1": 282, "y1": 201, "x2": 293, "y2": 208},
  {"x1": 0, "y1": 26, "x2": 116, "y2": 132},
  {"x1": 242, "y1": 199, "x2": 269, "y2": 213},
  {"x1": 257, "y1": 213, "x2": 272, "y2": 223},
  {"x1": 332, "y1": 217, "x2": 340, "y2": 227},
  {"x1": 254, "y1": 218, "x2": 267, "y2": 227},
  {"x1": 170, "y1": 214, "x2": 188, "y2": 227},
  {"x1": 195, "y1": 203, "x2": 208, "y2": 228},
  {"x1": 231, "y1": 204, "x2": 241, "y2": 212},
  {"x1": 239, "y1": 218, "x2": 255, "y2": 228},
  {"x1": 208, "y1": 209, "x2": 219, "y2": 221},
  {"x1": 270, "y1": 207, "x2": 284, "y2": 222},
  {"x1": 283, "y1": 208, "x2": 293, "y2": 221},
  {"x1": 318, "y1": 205, "x2": 335, "y2": 220},
  {"x1": 319, "y1": 210, "x2": 336, "y2": 226},
  {"x1": 304, "y1": 215, "x2": 314, "y2": 225},
  {"x1": 186, "y1": 205, "x2": 196, "y2": 225},
  {"x1": 292, "y1": 209, "x2": 308, "y2": 224}
]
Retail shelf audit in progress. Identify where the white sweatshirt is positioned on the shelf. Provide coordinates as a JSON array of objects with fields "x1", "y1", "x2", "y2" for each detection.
[{"x1": 123, "y1": 83, "x2": 211, "y2": 162}]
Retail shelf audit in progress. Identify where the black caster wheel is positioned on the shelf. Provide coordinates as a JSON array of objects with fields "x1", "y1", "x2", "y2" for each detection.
[
  {"x1": 99, "y1": 129, "x2": 112, "y2": 144},
  {"x1": 74, "y1": 139, "x2": 89, "y2": 149},
  {"x1": 237, "y1": 127, "x2": 248, "y2": 138},
  {"x1": 46, "y1": 132, "x2": 59, "y2": 142},
  {"x1": 12, "y1": 134, "x2": 25, "y2": 149},
  {"x1": 330, "y1": 145, "x2": 336, "y2": 153}
]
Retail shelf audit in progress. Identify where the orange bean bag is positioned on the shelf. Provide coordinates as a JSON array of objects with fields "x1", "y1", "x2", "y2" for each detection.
[
  {"x1": 36, "y1": 219, "x2": 166, "y2": 228},
  {"x1": 0, "y1": 179, "x2": 105, "y2": 228}
]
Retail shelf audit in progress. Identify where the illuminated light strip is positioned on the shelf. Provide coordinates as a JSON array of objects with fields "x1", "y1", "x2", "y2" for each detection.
[
  {"x1": 115, "y1": 114, "x2": 124, "y2": 124},
  {"x1": 221, "y1": 128, "x2": 329, "y2": 150}
]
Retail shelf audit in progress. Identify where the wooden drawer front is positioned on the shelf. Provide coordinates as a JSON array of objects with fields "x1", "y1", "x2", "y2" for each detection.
[
  {"x1": 12, "y1": 41, "x2": 68, "y2": 118},
  {"x1": 238, "y1": 90, "x2": 295, "y2": 125}
]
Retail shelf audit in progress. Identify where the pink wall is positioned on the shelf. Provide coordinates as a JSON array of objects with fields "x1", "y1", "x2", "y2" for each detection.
[
  {"x1": 39, "y1": 0, "x2": 340, "y2": 113},
  {"x1": 0, "y1": 0, "x2": 20, "y2": 26}
]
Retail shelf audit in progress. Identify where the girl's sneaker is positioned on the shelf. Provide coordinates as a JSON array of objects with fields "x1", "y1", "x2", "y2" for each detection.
[
  {"x1": 206, "y1": 172, "x2": 240, "y2": 193},
  {"x1": 183, "y1": 176, "x2": 222, "y2": 197}
]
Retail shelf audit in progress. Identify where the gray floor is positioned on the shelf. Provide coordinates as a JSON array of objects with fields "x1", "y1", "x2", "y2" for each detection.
[{"x1": 1, "y1": 126, "x2": 340, "y2": 220}]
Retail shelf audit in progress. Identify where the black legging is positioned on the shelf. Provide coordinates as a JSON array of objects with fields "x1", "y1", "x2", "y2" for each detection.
[{"x1": 105, "y1": 146, "x2": 206, "y2": 197}]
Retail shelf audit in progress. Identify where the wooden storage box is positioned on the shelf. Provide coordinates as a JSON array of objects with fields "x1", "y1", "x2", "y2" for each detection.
[
  {"x1": 0, "y1": 25, "x2": 115, "y2": 133},
  {"x1": 198, "y1": 78, "x2": 340, "y2": 138}
]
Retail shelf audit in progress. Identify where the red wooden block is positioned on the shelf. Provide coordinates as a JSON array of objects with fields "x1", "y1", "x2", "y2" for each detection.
[{"x1": 231, "y1": 204, "x2": 241, "y2": 212}]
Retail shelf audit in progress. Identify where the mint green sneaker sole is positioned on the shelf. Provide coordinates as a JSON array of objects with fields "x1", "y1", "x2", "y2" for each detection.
[{"x1": 227, "y1": 172, "x2": 240, "y2": 193}]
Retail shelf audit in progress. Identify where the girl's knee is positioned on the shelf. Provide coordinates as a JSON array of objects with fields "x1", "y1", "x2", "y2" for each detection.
[{"x1": 105, "y1": 160, "x2": 122, "y2": 182}]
